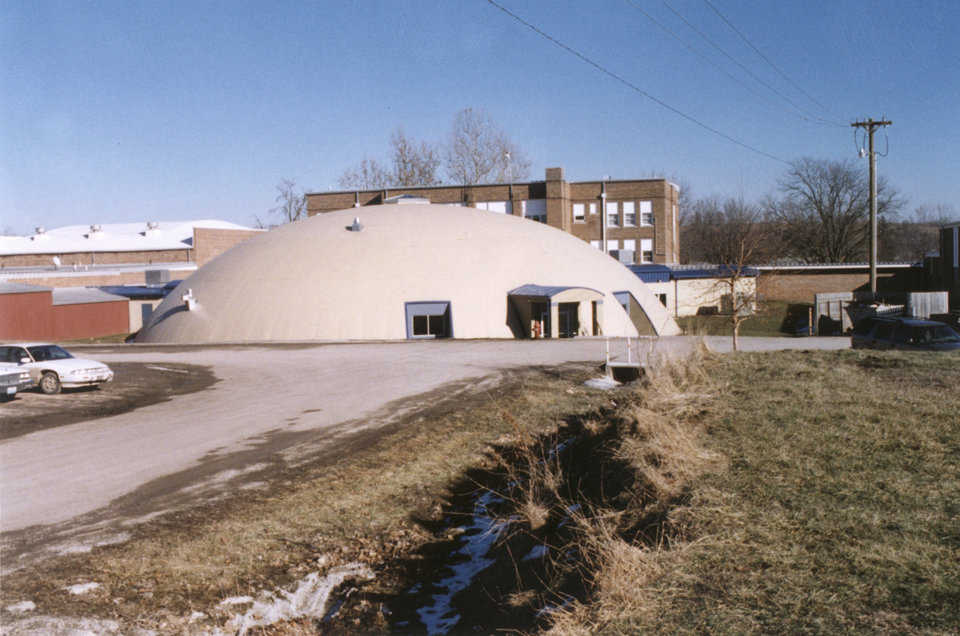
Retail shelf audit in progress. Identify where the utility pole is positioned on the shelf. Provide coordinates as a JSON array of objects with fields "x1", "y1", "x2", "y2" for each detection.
[{"x1": 851, "y1": 118, "x2": 892, "y2": 296}]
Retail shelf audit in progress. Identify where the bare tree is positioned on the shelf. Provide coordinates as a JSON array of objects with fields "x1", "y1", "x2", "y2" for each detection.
[
  {"x1": 390, "y1": 129, "x2": 442, "y2": 186},
  {"x1": 337, "y1": 158, "x2": 391, "y2": 190},
  {"x1": 687, "y1": 197, "x2": 771, "y2": 350},
  {"x1": 260, "y1": 178, "x2": 307, "y2": 227},
  {"x1": 879, "y1": 203, "x2": 956, "y2": 262},
  {"x1": 769, "y1": 157, "x2": 902, "y2": 263},
  {"x1": 444, "y1": 107, "x2": 530, "y2": 185}
]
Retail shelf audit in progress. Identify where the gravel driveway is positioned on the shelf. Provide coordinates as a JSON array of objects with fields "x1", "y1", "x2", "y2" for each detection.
[{"x1": 0, "y1": 336, "x2": 848, "y2": 565}]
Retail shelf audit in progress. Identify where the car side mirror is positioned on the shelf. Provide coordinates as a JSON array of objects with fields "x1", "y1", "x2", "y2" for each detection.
[{"x1": 20, "y1": 357, "x2": 30, "y2": 365}]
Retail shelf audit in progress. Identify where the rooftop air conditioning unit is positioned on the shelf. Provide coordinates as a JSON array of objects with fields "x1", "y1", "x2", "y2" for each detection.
[
  {"x1": 145, "y1": 269, "x2": 172, "y2": 285},
  {"x1": 609, "y1": 249, "x2": 634, "y2": 264}
]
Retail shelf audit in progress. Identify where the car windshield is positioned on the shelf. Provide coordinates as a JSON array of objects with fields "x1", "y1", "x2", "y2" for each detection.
[
  {"x1": 926, "y1": 326, "x2": 960, "y2": 343},
  {"x1": 27, "y1": 345, "x2": 74, "y2": 361},
  {"x1": 901, "y1": 325, "x2": 960, "y2": 345}
]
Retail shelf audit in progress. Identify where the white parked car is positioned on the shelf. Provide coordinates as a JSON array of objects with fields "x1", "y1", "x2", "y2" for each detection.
[
  {"x1": 0, "y1": 343, "x2": 114, "y2": 395},
  {"x1": 0, "y1": 363, "x2": 34, "y2": 401}
]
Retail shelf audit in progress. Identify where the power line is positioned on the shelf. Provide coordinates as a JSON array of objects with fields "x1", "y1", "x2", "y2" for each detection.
[
  {"x1": 662, "y1": 0, "x2": 846, "y2": 128},
  {"x1": 485, "y1": 0, "x2": 790, "y2": 164},
  {"x1": 625, "y1": 0, "x2": 823, "y2": 127},
  {"x1": 702, "y1": 0, "x2": 834, "y2": 117}
]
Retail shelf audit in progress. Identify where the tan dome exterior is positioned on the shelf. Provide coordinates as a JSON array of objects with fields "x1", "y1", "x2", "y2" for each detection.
[{"x1": 137, "y1": 204, "x2": 680, "y2": 343}]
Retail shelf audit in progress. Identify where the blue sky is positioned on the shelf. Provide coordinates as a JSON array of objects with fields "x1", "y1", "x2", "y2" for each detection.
[{"x1": 2, "y1": 0, "x2": 958, "y2": 233}]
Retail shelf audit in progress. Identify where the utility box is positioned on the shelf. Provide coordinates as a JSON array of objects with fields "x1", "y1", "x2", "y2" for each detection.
[
  {"x1": 145, "y1": 269, "x2": 172, "y2": 285},
  {"x1": 906, "y1": 291, "x2": 948, "y2": 319}
]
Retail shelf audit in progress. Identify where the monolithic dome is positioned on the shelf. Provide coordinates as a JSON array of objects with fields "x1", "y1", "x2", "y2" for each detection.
[{"x1": 136, "y1": 204, "x2": 680, "y2": 343}]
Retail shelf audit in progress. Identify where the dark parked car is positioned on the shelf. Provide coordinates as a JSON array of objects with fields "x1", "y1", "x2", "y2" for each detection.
[{"x1": 851, "y1": 317, "x2": 960, "y2": 351}]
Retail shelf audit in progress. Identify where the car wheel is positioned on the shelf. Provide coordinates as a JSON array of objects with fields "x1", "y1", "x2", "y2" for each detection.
[{"x1": 39, "y1": 372, "x2": 61, "y2": 395}]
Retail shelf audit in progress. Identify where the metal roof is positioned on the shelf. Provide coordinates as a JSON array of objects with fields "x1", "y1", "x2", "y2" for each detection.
[
  {"x1": 0, "y1": 220, "x2": 259, "y2": 256},
  {"x1": 626, "y1": 264, "x2": 758, "y2": 282},
  {"x1": 97, "y1": 281, "x2": 182, "y2": 300},
  {"x1": 508, "y1": 284, "x2": 603, "y2": 298},
  {"x1": 670, "y1": 265, "x2": 759, "y2": 279},
  {"x1": 51, "y1": 287, "x2": 129, "y2": 306},
  {"x1": 753, "y1": 262, "x2": 917, "y2": 271},
  {"x1": 0, "y1": 282, "x2": 51, "y2": 295},
  {"x1": 627, "y1": 264, "x2": 671, "y2": 283}
]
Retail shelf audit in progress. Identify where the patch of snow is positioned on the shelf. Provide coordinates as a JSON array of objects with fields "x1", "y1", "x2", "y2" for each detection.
[
  {"x1": 239, "y1": 481, "x2": 267, "y2": 490},
  {"x1": 0, "y1": 616, "x2": 127, "y2": 634},
  {"x1": 225, "y1": 563, "x2": 374, "y2": 635},
  {"x1": 5, "y1": 600, "x2": 35, "y2": 613},
  {"x1": 416, "y1": 491, "x2": 508, "y2": 635},
  {"x1": 66, "y1": 582, "x2": 100, "y2": 595},
  {"x1": 522, "y1": 545, "x2": 549, "y2": 561},
  {"x1": 179, "y1": 463, "x2": 271, "y2": 494},
  {"x1": 584, "y1": 376, "x2": 620, "y2": 390},
  {"x1": 95, "y1": 533, "x2": 131, "y2": 548},
  {"x1": 121, "y1": 510, "x2": 172, "y2": 526},
  {"x1": 536, "y1": 592, "x2": 576, "y2": 617},
  {"x1": 53, "y1": 532, "x2": 133, "y2": 554},
  {"x1": 54, "y1": 544, "x2": 93, "y2": 556},
  {"x1": 219, "y1": 596, "x2": 254, "y2": 606},
  {"x1": 145, "y1": 365, "x2": 190, "y2": 374},
  {"x1": 188, "y1": 610, "x2": 207, "y2": 622}
]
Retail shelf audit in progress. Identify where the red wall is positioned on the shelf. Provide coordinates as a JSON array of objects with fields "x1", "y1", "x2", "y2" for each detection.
[
  {"x1": 0, "y1": 291, "x2": 55, "y2": 339},
  {"x1": 1, "y1": 292, "x2": 129, "y2": 340},
  {"x1": 51, "y1": 302, "x2": 129, "y2": 340}
]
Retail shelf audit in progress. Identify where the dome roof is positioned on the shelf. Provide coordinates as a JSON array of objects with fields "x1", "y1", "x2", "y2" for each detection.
[{"x1": 137, "y1": 204, "x2": 680, "y2": 343}]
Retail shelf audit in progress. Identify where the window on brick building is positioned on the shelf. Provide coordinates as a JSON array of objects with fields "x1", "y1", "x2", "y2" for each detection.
[
  {"x1": 573, "y1": 203, "x2": 585, "y2": 223},
  {"x1": 640, "y1": 201, "x2": 653, "y2": 226},
  {"x1": 640, "y1": 238, "x2": 654, "y2": 263},
  {"x1": 623, "y1": 201, "x2": 636, "y2": 226},
  {"x1": 606, "y1": 202, "x2": 619, "y2": 227},
  {"x1": 589, "y1": 202, "x2": 597, "y2": 215},
  {"x1": 590, "y1": 240, "x2": 602, "y2": 250},
  {"x1": 521, "y1": 199, "x2": 546, "y2": 223},
  {"x1": 607, "y1": 239, "x2": 619, "y2": 251},
  {"x1": 477, "y1": 201, "x2": 511, "y2": 214}
]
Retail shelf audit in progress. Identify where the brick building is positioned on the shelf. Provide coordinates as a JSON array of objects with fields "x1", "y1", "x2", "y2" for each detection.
[
  {"x1": 0, "y1": 220, "x2": 262, "y2": 288},
  {"x1": 306, "y1": 167, "x2": 680, "y2": 265}
]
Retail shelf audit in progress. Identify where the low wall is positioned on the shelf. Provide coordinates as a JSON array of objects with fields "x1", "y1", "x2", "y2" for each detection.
[
  {"x1": 759, "y1": 267, "x2": 925, "y2": 303},
  {"x1": 52, "y1": 301, "x2": 129, "y2": 340}
]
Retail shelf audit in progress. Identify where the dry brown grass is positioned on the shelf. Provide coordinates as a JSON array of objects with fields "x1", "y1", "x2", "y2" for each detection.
[{"x1": 548, "y1": 349, "x2": 960, "y2": 634}]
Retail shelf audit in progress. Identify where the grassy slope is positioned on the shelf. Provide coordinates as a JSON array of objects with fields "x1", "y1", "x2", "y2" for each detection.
[
  {"x1": 3, "y1": 351, "x2": 957, "y2": 634},
  {"x1": 583, "y1": 350, "x2": 959, "y2": 633},
  {"x1": 677, "y1": 300, "x2": 804, "y2": 337}
]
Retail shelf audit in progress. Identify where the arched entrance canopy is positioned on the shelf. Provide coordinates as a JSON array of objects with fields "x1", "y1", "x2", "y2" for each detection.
[{"x1": 508, "y1": 284, "x2": 604, "y2": 338}]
